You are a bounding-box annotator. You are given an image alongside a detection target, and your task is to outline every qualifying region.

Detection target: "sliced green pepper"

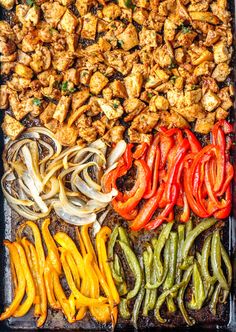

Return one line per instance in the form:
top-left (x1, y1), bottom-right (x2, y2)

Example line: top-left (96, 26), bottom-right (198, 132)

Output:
top-left (187, 262), bottom-right (205, 310)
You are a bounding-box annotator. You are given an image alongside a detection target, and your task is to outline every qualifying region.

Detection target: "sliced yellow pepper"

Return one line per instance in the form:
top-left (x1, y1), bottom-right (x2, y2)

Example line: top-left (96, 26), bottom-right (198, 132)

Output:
top-left (42, 218), bottom-right (61, 275)
top-left (96, 227), bottom-right (120, 305)
top-left (65, 251), bottom-right (80, 289)
top-left (27, 240), bottom-right (47, 327)
top-left (76, 228), bottom-right (87, 257)
top-left (68, 294), bottom-right (76, 318)
top-left (54, 232), bottom-right (84, 279)
top-left (81, 224), bottom-right (97, 263)
top-left (60, 248), bottom-right (107, 306)
top-left (44, 257), bottom-right (60, 310)
top-left (13, 242), bottom-right (36, 317)
top-left (0, 241), bottom-right (26, 320)
top-left (52, 268), bottom-right (75, 323)
top-left (21, 238), bottom-right (41, 317)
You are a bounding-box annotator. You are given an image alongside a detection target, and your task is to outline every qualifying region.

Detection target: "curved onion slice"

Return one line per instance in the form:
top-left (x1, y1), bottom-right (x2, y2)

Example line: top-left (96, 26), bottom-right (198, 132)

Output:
top-left (107, 140), bottom-right (126, 168)
top-left (54, 203), bottom-right (96, 225)
top-left (22, 145), bottom-right (43, 192)
top-left (83, 166), bottom-right (101, 191)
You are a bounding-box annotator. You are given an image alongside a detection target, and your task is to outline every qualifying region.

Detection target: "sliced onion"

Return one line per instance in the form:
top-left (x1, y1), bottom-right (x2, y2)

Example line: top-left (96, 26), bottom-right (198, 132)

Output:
top-left (41, 177), bottom-right (59, 200)
top-left (83, 166), bottom-right (101, 191)
top-left (107, 140), bottom-right (126, 168)
top-left (54, 203), bottom-right (96, 226)
top-left (22, 145), bottom-right (43, 193)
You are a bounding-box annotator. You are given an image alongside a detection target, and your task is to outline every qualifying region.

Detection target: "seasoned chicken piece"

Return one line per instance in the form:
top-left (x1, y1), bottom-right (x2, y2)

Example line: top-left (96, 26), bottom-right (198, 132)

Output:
top-left (92, 119), bottom-right (106, 136)
top-left (17, 50), bottom-right (31, 66)
top-left (139, 28), bottom-right (157, 48)
top-left (212, 63), bottom-right (231, 82)
top-left (202, 76), bottom-right (219, 94)
top-left (128, 128), bottom-right (152, 144)
top-left (15, 4), bottom-right (28, 24)
top-left (1, 62), bottom-right (15, 75)
top-left (81, 13), bottom-right (97, 40)
top-left (0, 85), bottom-right (9, 109)
top-left (67, 105), bottom-right (90, 127)
top-left (90, 71), bottom-right (109, 95)
top-left (195, 112), bottom-right (215, 134)
top-left (124, 98), bottom-right (146, 122)
top-left (24, 6), bottom-right (40, 26)
top-left (154, 95), bottom-right (169, 111)
top-left (133, 8), bottom-right (149, 25)
top-left (52, 51), bottom-right (74, 71)
top-left (30, 46), bottom-right (51, 73)
top-left (102, 87), bottom-right (113, 100)
top-left (213, 41), bottom-right (230, 64)
top-left (184, 89), bottom-right (202, 106)
top-left (2, 114), bottom-right (25, 140)
top-left (110, 80), bottom-right (127, 99)
top-left (55, 124), bottom-right (78, 146)
top-left (0, 36), bottom-right (16, 56)
top-left (98, 37), bottom-right (111, 52)
top-left (188, 0), bottom-right (210, 12)
top-left (201, 90), bottom-right (221, 112)
top-left (59, 10), bottom-right (78, 34)
top-left (131, 111), bottom-right (159, 134)
top-left (0, 0), bottom-right (14, 10)
top-left (0, 21), bottom-right (15, 40)
top-left (193, 61), bottom-right (215, 76)
top-left (103, 125), bottom-right (125, 143)
top-left (159, 110), bottom-right (189, 129)
top-left (164, 18), bottom-right (177, 41)
top-left (37, 69), bottom-right (61, 87)
top-left (167, 89), bottom-right (185, 108)
top-left (9, 93), bottom-right (28, 120)
top-left (22, 30), bottom-right (41, 52)
top-left (7, 75), bottom-right (31, 91)
top-left (189, 11), bottom-right (219, 24)
top-left (216, 107), bottom-right (228, 120)
top-left (104, 50), bottom-right (138, 75)
top-left (97, 98), bottom-right (123, 120)
top-left (63, 69), bottom-right (80, 86)
top-left (102, 3), bottom-right (121, 20)
top-left (76, 114), bottom-right (97, 142)
top-left (174, 104), bottom-right (205, 122)
top-left (0, 52), bottom-right (17, 62)
top-left (71, 89), bottom-right (90, 112)
top-left (125, 73), bottom-right (143, 98)
top-left (41, 2), bottom-right (66, 27)
top-left (175, 30), bottom-right (197, 48)
top-left (175, 47), bottom-right (185, 64)
top-left (190, 50), bottom-right (213, 66)
top-left (117, 24), bottom-right (139, 51)
top-left (53, 96), bottom-right (71, 123)
top-left (40, 102), bottom-right (56, 124)
top-left (75, 0), bottom-right (93, 16)
top-left (218, 87), bottom-right (233, 111)
top-left (211, 2), bottom-right (230, 24)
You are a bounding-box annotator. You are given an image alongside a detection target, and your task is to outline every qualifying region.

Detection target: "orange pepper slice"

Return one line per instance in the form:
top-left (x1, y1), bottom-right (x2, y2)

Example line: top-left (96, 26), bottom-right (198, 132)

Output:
top-left (44, 257), bottom-right (60, 310)
top-left (0, 241), bottom-right (26, 320)
top-left (65, 251), bottom-right (80, 289)
top-left (76, 228), bottom-right (87, 257)
top-left (81, 224), bottom-right (97, 263)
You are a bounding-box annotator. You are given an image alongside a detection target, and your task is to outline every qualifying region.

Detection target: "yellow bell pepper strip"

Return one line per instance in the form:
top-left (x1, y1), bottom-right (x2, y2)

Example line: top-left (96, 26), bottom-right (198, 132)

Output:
top-left (25, 221), bottom-right (45, 276)
top-left (42, 218), bottom-right (61, 275)
top-left (60, 248), bottom-right (107, 306)
top-left (54, 232), bottom-right (84, 279)
top-left (21, 238), bottom-right (41, 317)
top-left (84, 253), bottom-right (111, 324)
top-left (96, 227), bottom-right (120, 305)
top-left (27, 240), bottom-right (47, 327)
top-left (65, 251), bottom-right (80, 289)
top-left (13, 242), bottom-right (36, 317)
top-left (0, 241), bottom-right (26, 320)
top-left (52, 267), bottom-right (75, 323)
top-left (44, 257), bottom-right (61, 310)
top-left (9, 248), bottom-right (18, 292)
top-left (81, 224), bottom-right (97, 263)
top-left (76, 228), bottom-right (87, 257)
top-left (68, 294), bottom-right (76, 318)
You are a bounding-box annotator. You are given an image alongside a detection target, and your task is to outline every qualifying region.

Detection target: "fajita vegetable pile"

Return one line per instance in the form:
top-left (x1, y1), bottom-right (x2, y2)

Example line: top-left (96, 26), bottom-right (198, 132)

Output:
top-left (0, 0), bottom-right (234, 329)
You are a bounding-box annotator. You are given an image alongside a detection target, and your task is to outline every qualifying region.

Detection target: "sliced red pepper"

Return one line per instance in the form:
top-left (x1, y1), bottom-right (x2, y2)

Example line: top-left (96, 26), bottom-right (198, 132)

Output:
top-left (112, 160), bottom-right (149, 214)
top-left (112, 200), bottom-right (138, 220)
top-left (130, 183), bottom-right (165, 231)
top-left (180, 193), bottom-right (190, 222)
top-left (159, 127), bottom-right (184, 144)
top-left (217, 162), bottom-right (234, 197)
top-left (145, 184), bottom-right (178, 230)
top-left (213, 185), bottom-right (232, 219)
top-left (184, 129), bottom-right (202, 153)
top-left (133, 142), bottom-right (148, 160)
top-left (144, 146), bottom-right (160, 199)
top-left (159, 134), bottom-right (174, 169)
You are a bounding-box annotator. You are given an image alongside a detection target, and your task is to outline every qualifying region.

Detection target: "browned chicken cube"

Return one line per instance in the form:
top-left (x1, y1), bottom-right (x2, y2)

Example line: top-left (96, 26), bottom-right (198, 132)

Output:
top-left (117, 24), bottom-right (139, 51)
top-left (195, 112), bottom-right (215, 134)
top-left (40, 102), bottom-right (56, 124)
top-left (55, 125), bottom-right (78, 146)
top-left (201, 90), bottom-right (221, 112)
top-left (53, 96), bottom-right (71, 123)
top-left (59, 10), bottom-right (78, 34)
top-left (2, 114), bottom-right (25, 140)
top-left (90, 72), bottom-right (109, 95)
top-left (41, 2), bottom-right (66, 27)
top-left (81, 13), bottom-right (98, 40)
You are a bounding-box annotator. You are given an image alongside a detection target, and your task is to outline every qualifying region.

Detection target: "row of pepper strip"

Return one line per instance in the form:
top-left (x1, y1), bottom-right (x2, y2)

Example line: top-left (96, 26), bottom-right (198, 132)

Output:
top-left (103, 120), bottom-right (234, 231)
top-left (0, 219), bottom-right (120, 328)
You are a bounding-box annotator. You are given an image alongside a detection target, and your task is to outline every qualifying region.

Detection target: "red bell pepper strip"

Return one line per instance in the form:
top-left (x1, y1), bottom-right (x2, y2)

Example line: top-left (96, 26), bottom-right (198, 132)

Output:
top-left (133, 143), bottom-right (148, 160)
top-left (159, 135), bottom-right (174, 169)
top-left (180, 193), bottom-right (190, 222)
top-left (159, 127), bottom-right (183, 144)
top-left (212, 120), bottom-right (233, 143)
top-left (112, 160), bottom-right (149, 214)
top-left (144, 146), bottom-right (160, 199)
top-left (217, 162), bottom-right (234, 197)
top-left (213, 185), bottom-right (232, 219)
top-left (145, 184), bottom-right (178, 230)
top-left (112, 199), bottom-right (138, 220)
top-left (184, 129), bottom-right (202, 153)
top-left (130, 183), bottom-right (165, 231)
top-left (144, 134), bottom-right (159, 196)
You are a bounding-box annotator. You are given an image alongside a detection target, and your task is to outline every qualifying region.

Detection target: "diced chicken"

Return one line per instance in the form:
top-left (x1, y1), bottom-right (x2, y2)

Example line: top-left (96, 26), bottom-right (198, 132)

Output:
top-left (64, 69), bottom-right (80, 86)
top-left (134, 0), bottom-right (149, 9)
top-left (212, 63), bottom-right (231, 82)
top-left (0, 85), bottom-right (9, 109)
top-left (7, 75), bottom-right (31, 92)
top-left (75, 0), bottom-right (92, 16)
top-left (17, 50), bottom-right (31, 66)
top-left (76, 114), bottom-right (97, 142)
top-left (67, 105), bottom-right (90, 127)
top-left (0, 36), bottom-right (16, 56)
top-left (164, 19), bottom-right (177, 41)
top-left (14, 63), bottom-right (33, 79)
top-left (184, 89), bottom-right (202, 106)
top-left (193, 61), bottom-right (215, 76)
top-left (175, 30), bottom-right (197, 48)
top-left (201, 90), bottom-right (221, 112)
top-left (205, 30), bottom-right (220, 46)
top-left (97, 98), bottom-right (123, 120)
top-left (128, 128), bottom-right (152, 144)
top-left (139, 28), bottom-right (157, 48)
top-left (92, 119), bottom-right (106, 136)
top-left (124, 98), bottom-right (146, 122)
top-left (2, 114), bottom-right (25, 140)
top-left (81, 13), bottom-right (98, 40)
top-left (102, 87), bottom-right (113, 100)
top-left (44, 119), bottom-right (59, 133)
top-left (55, 124), bottom-right (78, 146)
top-left (102, 3), bottom-right (121, 20)
top-left (117, 24), bottom-right (139, 51)
top-left (71, 89), bottom-right (90, 112)
top-left (213, 41), bottom-right (230, 64)
top-left (52, 51), bottom-right (74, 71)
top-left (41, 2), bottom-right (66, 27)
top-left (103, 125), bottom-right (125, 143)
top-left (133, 8), bottom-right (149, 25)
top-left (104, 50), bottom-right (138, 75)
top-left (159, 110), bottom-right (189, 129)
top-left (195, 112), bottom-right (215, 134)
top-left (30, 46), bottom-right (51, 73)
top-left (40, 102), bottom-right (56, 124)
top-left (0, 0), bottom-right (14, 10)
top-left (189, 12), bottom-right (220, 25)
top-left (1, 62), bottom-right (15, 75)
top-left (21, 30), bottom-right (41, 53)
top-left (215, 107), bottom-right (228, 120)
top-left (218, 87), bottom-right (233, 111)
top-left (174, 104), bottom-right (205, 122)
top-left (124, 73), bottom-right (143, 98)
top-left (154, 95), bottom-right (169, 111)
top-left (24, 6), bottom-right (40, 26)
top-left (9, 93), bottom-right (30, 120)
top-left (131, 111), bottom-right (159, 133)
top-left (90, 71), bottom-right (109, 95)
top-left (53, 96), bottom-right (71, 123)
top-left (59, 10), bottom-right (78, 34)
top-left (110, 80), bottom-right (127, 99)
top-left (167, 89), bottom-right (185, 108)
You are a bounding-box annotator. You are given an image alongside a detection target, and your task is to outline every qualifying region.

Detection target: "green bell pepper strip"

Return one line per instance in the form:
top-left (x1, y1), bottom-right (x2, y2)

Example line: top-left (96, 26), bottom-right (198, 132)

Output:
top-left (142, 248), bottom-right (152, 316)
top-left (118, 241), bottom-right (142, 300)
top-left (211, 231), bottom-right (229, 291)
top-left (187, 262), bottom-right (205, 310)
top-left (202, 235), bottom-right (217, 285)
top-left (118, 227), bottom-right (130, 246)
top-left (210, 283), bottom-right (221, 316)
top-left (219, 242), bottom-right (232, 303)
top-left (186, 218), bottom-right (193, 236)
top-left (119, 298), bottom-right (130, 319)
top-left (131, 279), bottom-right (145, 329)
top-left (108, 226), bottom-right (123, 283)
top-left (175, 225), bottom-right (185, 285)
